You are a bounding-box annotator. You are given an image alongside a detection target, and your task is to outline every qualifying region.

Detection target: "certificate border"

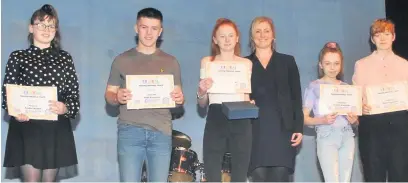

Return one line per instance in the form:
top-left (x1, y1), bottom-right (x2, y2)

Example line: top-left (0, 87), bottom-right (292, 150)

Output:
top-left (126, 75), bottom-right (176, 109)
top-left (319, 84), bottom-right (363, 116)
top-left (365, 81), bottom-right (408, 115)
top-left (6, 84), bottom-right (58, 120)
top-left (205, 61), bottom-right (251, 94)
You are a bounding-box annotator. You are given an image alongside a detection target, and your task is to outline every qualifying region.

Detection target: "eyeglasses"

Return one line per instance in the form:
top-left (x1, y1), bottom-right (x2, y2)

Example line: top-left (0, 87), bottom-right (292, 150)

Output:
top-left (34, 23), bottom-right (57, 31)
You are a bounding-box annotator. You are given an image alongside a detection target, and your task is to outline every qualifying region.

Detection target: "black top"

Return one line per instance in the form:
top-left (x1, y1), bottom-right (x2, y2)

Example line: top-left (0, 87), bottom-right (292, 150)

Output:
top-left (247, 51), bottom-right (303, 133)
top-left (250, 52), bottom-right (279, 109)
top-left (1, 45), bottom-right (80, 119)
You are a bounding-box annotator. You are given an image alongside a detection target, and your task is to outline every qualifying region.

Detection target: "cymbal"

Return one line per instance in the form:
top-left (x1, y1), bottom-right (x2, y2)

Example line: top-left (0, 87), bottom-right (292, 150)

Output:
top-left (172, 130), bottom-right (192, 149)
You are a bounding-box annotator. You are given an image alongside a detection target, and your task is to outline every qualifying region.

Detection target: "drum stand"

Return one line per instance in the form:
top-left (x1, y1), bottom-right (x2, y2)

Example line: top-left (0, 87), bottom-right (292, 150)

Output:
top-left (197, 163), bottom-right (207, 182)
top-left (221, 152), bottom-right (231, 182)
top-left (195, 152), bottom-right (231, 182)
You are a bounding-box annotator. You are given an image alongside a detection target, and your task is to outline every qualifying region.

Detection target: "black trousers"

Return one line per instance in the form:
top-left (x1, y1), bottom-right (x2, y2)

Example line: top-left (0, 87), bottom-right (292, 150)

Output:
top-left (358, 111), bottom-right (408, 182)
top-left (203, 104), bottom-right (252, 182)
top-left (250, 166), bottom-right (290, 182)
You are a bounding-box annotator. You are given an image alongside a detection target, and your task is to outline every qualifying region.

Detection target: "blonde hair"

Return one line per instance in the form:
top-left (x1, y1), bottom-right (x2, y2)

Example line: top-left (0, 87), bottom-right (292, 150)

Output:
top-left (249, 16), bottom-right (276, 52)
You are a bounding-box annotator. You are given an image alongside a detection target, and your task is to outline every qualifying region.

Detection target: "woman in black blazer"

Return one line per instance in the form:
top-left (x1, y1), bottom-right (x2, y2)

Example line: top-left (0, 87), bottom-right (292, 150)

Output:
top-left (246, 16), bottom-right (304, 182)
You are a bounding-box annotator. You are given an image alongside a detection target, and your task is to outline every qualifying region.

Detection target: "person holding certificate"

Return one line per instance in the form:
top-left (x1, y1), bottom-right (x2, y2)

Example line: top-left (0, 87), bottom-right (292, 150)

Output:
top-left (197, 18), bottom-right (252, 182)
top-left (104, 8), bottom-right (184, 182)
top-left (245, 16), bottom-right (303, 182)
top-left (303, 42), bottom-right (358, 182)
top-left (1, 4), bottom-right (80, 182)
top-left (352, 19), bottom-right (408, 182)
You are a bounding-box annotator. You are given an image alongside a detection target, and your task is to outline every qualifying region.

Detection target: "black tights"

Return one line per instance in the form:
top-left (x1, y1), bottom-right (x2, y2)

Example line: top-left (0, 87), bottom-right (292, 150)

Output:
top-left (251, 166), bottom-right (290, 182)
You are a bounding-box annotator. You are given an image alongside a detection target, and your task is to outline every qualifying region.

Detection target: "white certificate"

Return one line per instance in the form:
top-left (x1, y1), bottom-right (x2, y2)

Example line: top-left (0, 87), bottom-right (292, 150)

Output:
top-left (319, 84), bottom-right (363, 115)
top-left (126, 75), bottom-right (175, 109)
top-left (365, 81), bottom-right (408, 115)
top-left (6, 84), bottom-right (58, 120)
top-left (204, 61), bottom-right (251, 93)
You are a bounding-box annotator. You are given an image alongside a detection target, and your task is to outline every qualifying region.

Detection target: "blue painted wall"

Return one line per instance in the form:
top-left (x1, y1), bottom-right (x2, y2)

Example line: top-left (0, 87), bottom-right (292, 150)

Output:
top-left (1, 0), bottom-right (385, 181)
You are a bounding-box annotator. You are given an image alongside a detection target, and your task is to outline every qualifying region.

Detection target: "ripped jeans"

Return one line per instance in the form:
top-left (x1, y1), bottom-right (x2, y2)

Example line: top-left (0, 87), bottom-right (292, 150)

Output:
top-left (316, 126), bottom-right (355, 182)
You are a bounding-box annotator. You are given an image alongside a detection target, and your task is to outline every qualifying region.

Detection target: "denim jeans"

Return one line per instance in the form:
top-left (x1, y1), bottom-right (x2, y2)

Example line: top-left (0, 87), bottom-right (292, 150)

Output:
top-left (117, 123), bottom-right (172, 182)
top-left (316, 126), bottom-right (355, 182)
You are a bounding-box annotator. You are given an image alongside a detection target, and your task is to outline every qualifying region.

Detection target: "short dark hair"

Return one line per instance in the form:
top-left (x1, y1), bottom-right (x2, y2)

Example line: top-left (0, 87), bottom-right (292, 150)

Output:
top-left (137, 8), bottom-right (163, 23)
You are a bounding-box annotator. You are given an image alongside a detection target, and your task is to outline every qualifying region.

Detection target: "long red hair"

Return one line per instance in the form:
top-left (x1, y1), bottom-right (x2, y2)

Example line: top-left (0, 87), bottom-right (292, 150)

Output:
top-left (210, 18), bottom-right (241, 61)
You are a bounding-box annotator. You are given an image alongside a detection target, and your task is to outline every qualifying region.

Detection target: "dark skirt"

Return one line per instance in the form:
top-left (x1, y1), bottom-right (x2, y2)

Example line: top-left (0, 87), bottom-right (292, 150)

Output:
top-left (3, 116), bottom-right (78, 180)
top-left (249, 105), bottom-right (297, 173)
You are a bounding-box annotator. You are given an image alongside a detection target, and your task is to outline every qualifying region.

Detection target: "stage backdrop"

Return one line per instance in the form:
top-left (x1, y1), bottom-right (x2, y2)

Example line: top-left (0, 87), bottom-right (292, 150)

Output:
top-left (1, 0), bottom-right (385, 181)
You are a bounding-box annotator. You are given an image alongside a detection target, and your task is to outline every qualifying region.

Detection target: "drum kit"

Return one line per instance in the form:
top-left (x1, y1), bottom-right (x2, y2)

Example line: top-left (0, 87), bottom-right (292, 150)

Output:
top-left (140, 130), bottom-right (232, 182)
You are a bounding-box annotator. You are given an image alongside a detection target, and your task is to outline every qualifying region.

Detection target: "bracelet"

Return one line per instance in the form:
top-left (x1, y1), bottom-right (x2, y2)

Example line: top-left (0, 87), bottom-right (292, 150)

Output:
top-left (197, 91), bottom-right (206, 99)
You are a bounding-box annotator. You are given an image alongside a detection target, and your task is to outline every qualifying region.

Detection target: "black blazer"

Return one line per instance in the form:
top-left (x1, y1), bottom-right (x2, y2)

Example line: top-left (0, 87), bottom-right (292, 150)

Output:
top-left (247, 51), bottom-right (304, 133)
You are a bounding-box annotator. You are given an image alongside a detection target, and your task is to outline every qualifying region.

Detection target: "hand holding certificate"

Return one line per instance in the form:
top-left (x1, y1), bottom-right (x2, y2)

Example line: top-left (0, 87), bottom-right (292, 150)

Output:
top-left (319, 84), bottom-right (363, 115)
top-left (365, 81), bottom-right (408, 115)
top-left (204, 61), bottom-right (251, 93)
top-left (126, 75), bottom-right (176, 109)
top-left (6, 84), bottom-right (58, 120)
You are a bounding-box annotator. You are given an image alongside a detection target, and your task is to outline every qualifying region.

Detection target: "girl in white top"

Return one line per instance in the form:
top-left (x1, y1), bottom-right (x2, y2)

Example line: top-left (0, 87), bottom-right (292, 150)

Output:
top-left (196, 18), bottom-right (252, 182)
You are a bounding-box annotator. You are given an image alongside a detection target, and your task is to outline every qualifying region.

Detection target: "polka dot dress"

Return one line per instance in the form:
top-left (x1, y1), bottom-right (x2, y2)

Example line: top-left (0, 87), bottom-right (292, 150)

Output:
top-left (2, 45), bottom-right (80, 119)
top-left (2, 45), bottom-right (79, 175)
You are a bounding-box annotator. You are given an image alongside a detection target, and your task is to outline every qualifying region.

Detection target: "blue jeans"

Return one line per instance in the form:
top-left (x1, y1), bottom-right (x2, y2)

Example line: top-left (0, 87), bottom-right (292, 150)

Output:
top-left (316, 126), bottom-right (355, 182)
top-left (117, 123), bottom-right (171, 182)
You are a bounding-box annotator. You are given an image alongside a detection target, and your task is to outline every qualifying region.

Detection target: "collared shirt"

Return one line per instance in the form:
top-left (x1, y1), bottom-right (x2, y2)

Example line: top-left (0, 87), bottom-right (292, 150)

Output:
top-left (352, 51), bottom-right (408, 103)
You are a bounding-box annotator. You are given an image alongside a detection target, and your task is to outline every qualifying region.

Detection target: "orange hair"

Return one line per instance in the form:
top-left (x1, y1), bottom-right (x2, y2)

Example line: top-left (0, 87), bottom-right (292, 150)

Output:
top-left (210, 18), bottom-right (241, 61)
top-left (370, 18), bottom-right (395, 36)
